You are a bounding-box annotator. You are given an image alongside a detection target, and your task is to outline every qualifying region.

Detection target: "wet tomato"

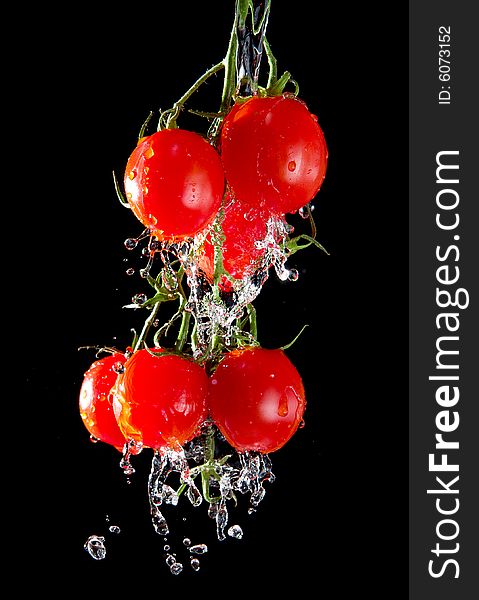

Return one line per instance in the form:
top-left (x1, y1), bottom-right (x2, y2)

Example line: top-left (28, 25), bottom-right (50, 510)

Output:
top-left (220, 95), bottom-right (328, 214)
top-left (124, 129), bottom-right (225, 240)
top-left (198, 195), bottom-right (282, 287)
top-left (112, 348), bottom-right (208, 449)
top-left (79, 353), bottom-right (127, 451)
top-left (208, 347), bottom-right (306, 453)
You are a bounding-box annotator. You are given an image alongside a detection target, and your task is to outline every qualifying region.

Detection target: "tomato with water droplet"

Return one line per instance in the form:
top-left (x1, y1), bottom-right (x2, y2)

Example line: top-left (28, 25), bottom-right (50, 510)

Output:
top-left (79, 353), bottom-right (127, 451)
top-left (208, 347), bottom-right (306, 453)
top-left (124, 129), bottom-right (225, 240)
top-left (112, 348), bottom-right (208, 449)
top-left (197, 195), bottom-right (284, 289)
top-left (220, 94), bottom-right (328, 214)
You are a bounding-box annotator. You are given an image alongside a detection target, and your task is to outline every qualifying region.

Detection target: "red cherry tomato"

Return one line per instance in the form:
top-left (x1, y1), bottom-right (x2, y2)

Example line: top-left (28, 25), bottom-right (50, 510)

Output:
top-left (79, 354), bottom-right (127, 451)
top-left (112, 348), bottom-right (208, 449)
top-left (220, 95), bottom-right (328, 214)
top-left (198, 195), bottom-right (281, 287)
top-left (124, 129), bottom-right (225, 240)
top-left (208, 347), bottom-right (306, 453)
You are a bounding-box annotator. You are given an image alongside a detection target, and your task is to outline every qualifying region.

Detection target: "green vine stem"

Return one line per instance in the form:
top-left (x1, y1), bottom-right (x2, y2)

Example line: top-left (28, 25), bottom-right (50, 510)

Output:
top-left (246, 303), bottom-right (258, 340)
top-left (157, 0), bottom-right (280, 136)
top-left (160, 61), bottom-right (225, 130)
top-left (133, 299), bottom-right (163, 353)
top-left (174, 300), bottom-right (191, 353)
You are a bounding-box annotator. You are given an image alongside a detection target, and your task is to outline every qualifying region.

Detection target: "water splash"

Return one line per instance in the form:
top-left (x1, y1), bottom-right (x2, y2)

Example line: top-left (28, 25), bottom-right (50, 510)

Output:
top-left (84, 535), bottom-right (106, 560)
top-left (165, 214), bottom-right (292, 359)
top-left (148, 448), bottom-right (203, 536)
top-left (227, 524), bottom-right (243, 539)
top-left (108, 525), bottom-right (121, 534)
top-left (170, 562), bottom-right (183, 575)
top-left (120, 439), bottom-right (143, 476)
top-left (191, 558), bottom-right (201, 571)
top-left (189, 543), bottom-right (208, 555)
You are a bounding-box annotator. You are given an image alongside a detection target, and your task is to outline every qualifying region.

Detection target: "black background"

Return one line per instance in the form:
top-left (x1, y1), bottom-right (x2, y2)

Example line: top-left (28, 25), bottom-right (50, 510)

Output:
top-left (18, 1), bottom-right (407, 594)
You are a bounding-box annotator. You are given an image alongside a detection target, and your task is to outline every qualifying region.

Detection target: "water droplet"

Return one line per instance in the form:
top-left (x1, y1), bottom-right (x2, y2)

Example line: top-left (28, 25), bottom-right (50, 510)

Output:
top-left (84, 535), bottom-right (106, 560)
top-left (109, 525), bottom-right (121, 534)
top-left (126, 267), bottom-right (135, 276)
top-left (183, 538), bottom-right (191, 547)
top-left (128, 169), bottom-right (137, 181)
top-left (288, 160), bottom-right (296, 172)
top-left (285, 223), bottom-right (295, 234)
top-left (120, 439), bottom-right (143, 476)
top-left (189, 543), bottom-right (208, 555)
top-left (227, 525), bottom-right (243, 539)
top-left (170, 562), bottom-right (183, 575)
top-left (113, 361), bottom-right (125, 374)
top-left (208, 503), bottom-right (218, 519)
top-left (298, 205), bottom-right (310, 219)
top-left (243, 208), bottom-right (256, 222)
top-left (124, 238), bottom-right (138, 250)
top-left (132, 293), bottom-right (147, 305)
top-left (190, 558), bottom-right (200, 571)
top-left (287, 268), bottom-right (299, 282)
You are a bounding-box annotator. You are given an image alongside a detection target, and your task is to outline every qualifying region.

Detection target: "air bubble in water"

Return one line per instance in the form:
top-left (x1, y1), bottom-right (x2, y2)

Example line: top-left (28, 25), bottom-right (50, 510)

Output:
top-left (183, 538), bottom-right (191, 547)
top-left (227, 525), bottom-right (243, 539)
top-left (109, 525), bottom-right (121, 534)
top-left (189, 543), bottom-right (208, 555)
top-left (288, 160), bottom-right (296, 172)
top-left (126, 268), bottom-right (135, 276)
top-left (164, 544), bottom-right (170, 552)
top-left (170, 562), bottom-right (183, 575)
top-left (191, 558), bottom-right (200, 571)
top-left (84, 535), bottom-right (106, 560)
top-left (89, 435), bottom-right (99, 444)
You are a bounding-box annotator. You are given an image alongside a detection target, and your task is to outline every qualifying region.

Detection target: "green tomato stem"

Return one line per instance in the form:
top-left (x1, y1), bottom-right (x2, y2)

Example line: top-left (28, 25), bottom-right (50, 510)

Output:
top-left (220, 9), bottom-right (239, 112)
top-left (246, 303), bottom-right (258, 340)
top-left (263, 37), bottom-right (277, 88)
top-left (161, 61), bottom-right (225, 130)
top-left (175, 300), bottom-right (191, 353)
top-left (133, 300), bottom-right (162, 353)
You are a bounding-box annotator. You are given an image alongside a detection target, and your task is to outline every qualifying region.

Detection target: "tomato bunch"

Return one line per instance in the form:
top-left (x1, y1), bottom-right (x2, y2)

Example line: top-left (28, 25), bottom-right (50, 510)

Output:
top-left (80, 345), bottom-right (306, 454)
top-left (79, 2), bottom-right (329, 552)
top-left (80, 91), bottom-right (326, 455)
top-left (123, 94), bottom-right (327, 284)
